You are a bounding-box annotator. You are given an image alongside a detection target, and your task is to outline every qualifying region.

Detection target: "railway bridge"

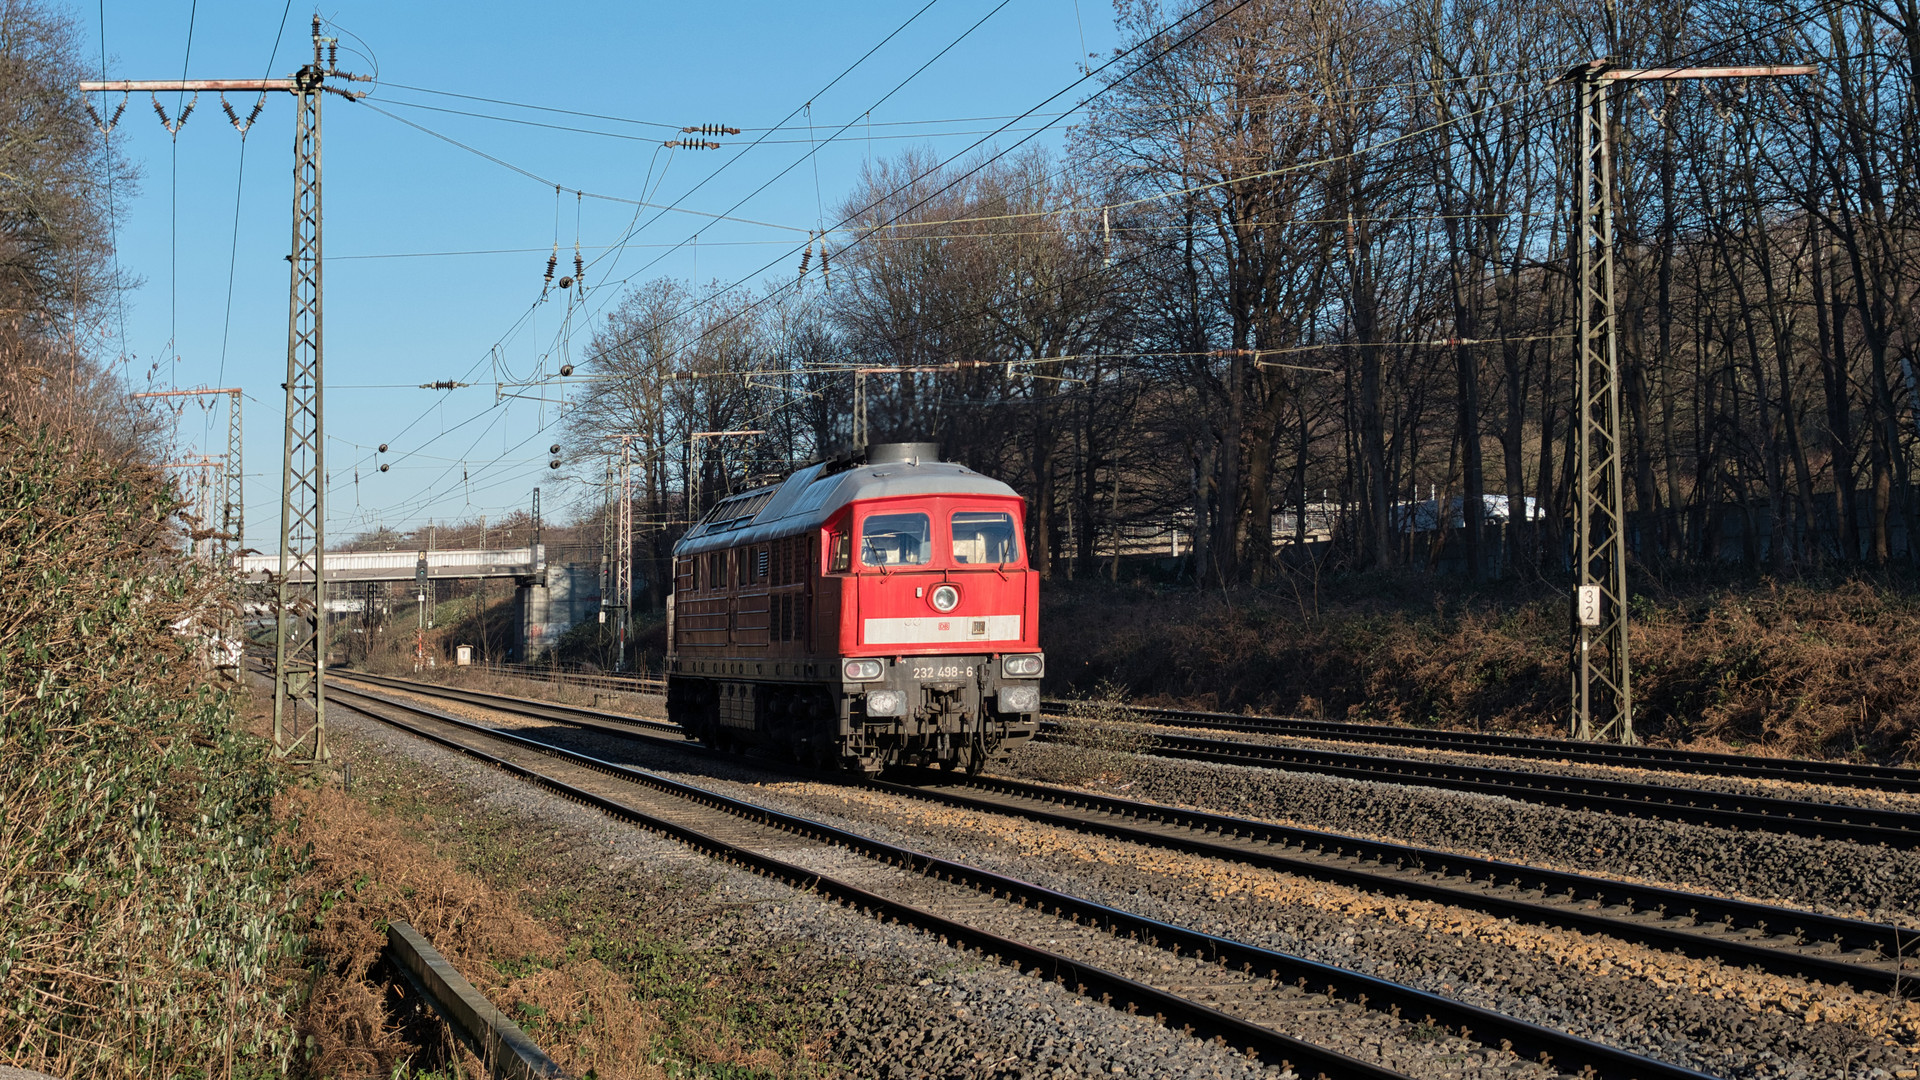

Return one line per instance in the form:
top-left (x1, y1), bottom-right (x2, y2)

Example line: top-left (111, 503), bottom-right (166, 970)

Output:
top-left (238, 546), bottom-right (598, 660)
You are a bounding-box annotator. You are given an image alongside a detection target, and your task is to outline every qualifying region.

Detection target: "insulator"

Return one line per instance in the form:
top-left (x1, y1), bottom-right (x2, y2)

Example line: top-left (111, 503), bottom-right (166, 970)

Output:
top-left (328, 40), bottom-right (338, 68)
top-left (151, 97), bottom-right (167, 123)
top-left (549, 459), bottom-right (562, 470)
top-left (177, 100), bottom-right (195, 126)
top-left (682, 124), bottom-right (742, 136)
top-left (378, 443), bottom-right (388, 453)
top-left (819, 242), bottom-right (830, 289)
top-left (797, 242), bottom-right (812, 279)
top-left (573, 251), bottom-right (584, 282)
top-left (222, 97), bottom-right (240, 125)
top-left (549, 444), bottom-right (562, 454)
top-left (84, 98), bottom-right (102, 127)
top-left (379, 463), bottom-right (390, 472)
top-left (559, 363), bottom-right (574, 376)
top-left (544, 251), bottom-right (557, 284)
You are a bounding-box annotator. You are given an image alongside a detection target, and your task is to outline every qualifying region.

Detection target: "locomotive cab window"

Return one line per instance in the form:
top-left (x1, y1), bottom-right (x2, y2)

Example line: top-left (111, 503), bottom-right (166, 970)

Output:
top-left (860, 512), bottom-right (931, 566)
top-left (952, 511), bottom-right (1020, 565)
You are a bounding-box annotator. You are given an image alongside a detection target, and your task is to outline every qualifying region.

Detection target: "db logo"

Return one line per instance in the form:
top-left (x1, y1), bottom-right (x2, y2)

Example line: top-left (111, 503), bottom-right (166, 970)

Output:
top-left (937, 621), bottom-right (951, 631)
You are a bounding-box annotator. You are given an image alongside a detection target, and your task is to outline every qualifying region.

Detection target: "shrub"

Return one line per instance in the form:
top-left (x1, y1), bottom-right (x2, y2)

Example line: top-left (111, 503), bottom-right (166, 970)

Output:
top-left (0, 426), bottom-right (300, 1078)
top-left (1041, 573), bottom-right (1920, 762)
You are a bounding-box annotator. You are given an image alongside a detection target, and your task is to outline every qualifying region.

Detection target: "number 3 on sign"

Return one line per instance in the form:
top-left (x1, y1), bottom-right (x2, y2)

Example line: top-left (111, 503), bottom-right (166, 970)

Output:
top-left (1577, 585), bottom-right (1603, 627)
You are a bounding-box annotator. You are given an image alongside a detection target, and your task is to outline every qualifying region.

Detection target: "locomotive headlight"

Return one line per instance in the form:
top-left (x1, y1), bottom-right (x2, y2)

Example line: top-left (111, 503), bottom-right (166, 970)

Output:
top-left (929, 583), bottom-right (960, 613)
top-left (1002, 654), bottom-right (1044, 678)
top-left (843, 658), bottom-right (884, 682)
top-left (998, 686), bottom-right (1040, 714)
top-left (865, 689), bottom-right (907, 717)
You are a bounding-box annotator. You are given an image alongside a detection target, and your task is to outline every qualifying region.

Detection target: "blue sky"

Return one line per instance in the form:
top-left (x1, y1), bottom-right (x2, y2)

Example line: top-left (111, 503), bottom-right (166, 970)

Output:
top-left (86, 0), bottom-right (1117, 551)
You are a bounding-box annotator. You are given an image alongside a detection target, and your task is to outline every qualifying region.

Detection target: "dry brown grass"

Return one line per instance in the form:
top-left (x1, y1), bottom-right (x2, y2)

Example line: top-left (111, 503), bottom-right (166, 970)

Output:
top-left (284, 783), bottom-right (665, 1080)
top-left (1043, 574), bottom-right (1920, 762)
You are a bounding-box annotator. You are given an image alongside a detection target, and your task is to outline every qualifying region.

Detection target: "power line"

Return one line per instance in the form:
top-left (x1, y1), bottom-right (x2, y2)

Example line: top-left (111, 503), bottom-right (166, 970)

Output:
top-left (344, 0), bottom-right (959, 498)
top-left (370, 94), bottom-right (1068, 145)
top-left (215, 0), bottom-right (295, 397)
top-left (168, 0), bottom-right (199, 380)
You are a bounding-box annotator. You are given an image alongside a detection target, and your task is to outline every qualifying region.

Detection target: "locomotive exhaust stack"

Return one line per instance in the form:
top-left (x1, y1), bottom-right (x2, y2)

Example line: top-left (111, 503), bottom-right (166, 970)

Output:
top-left (665, 441), bottom-right (1043, 773)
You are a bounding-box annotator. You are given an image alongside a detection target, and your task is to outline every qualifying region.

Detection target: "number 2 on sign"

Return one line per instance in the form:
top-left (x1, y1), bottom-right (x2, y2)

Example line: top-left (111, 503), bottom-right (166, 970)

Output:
top-left (1577, 585), bottom-right (1602, 627)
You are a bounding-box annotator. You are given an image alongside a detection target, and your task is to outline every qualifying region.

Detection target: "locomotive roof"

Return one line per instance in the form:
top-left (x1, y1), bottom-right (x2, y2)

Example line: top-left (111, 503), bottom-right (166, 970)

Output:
top-left (674, 458), bottom-right (1018, 557)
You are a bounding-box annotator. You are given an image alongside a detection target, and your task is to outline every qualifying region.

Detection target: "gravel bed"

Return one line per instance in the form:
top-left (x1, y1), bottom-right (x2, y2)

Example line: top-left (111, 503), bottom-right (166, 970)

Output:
top-left (323, 698), bottom-right (1292, 1079)
top-left (1112, 721), bottom-right (1920, 815)
top-left (659, 768), bottom-right (1920, 1080)
top-left (341, 686), bottom-right (1920, 1080)
top-left (368, 675), bottom-right (1919, 928)
top-left (1000, 744), bottom-right (1920, 930)
top-left (789, 846), bottom-right (1549, 1080)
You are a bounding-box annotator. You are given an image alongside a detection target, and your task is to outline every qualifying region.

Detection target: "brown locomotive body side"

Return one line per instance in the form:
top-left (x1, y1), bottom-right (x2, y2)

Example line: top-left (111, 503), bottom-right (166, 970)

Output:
top-left (666, 444), bottom-right (1043, 772)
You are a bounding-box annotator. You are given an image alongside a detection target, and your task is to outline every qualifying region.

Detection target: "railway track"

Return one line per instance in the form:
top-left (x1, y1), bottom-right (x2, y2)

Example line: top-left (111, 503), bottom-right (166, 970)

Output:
top-left (455, 659), bottom-right (1920, 799)
top-left (1080, 728), bottom-right (1920, 849)
top-left (324, 678), bottom-right (1720, 1080)
top-left (417, 666), bottom-right (1920, 849)
top-left (1044, 700), bottom-right (1920, 794)
top-left (331, 670), bottom-right (1918, 998)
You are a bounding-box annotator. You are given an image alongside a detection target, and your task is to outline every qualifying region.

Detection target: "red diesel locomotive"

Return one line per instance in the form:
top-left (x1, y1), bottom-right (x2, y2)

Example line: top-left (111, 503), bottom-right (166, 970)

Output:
top-left (665, 442), bottom-right (1043, 772)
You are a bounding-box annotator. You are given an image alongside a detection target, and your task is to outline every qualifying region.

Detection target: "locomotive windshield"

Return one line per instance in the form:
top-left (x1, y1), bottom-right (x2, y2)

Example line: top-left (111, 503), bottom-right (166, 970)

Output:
top-left (861, 512), bottom-right (932, 566)
top-left (952, 511), bottom-right (1021, 564)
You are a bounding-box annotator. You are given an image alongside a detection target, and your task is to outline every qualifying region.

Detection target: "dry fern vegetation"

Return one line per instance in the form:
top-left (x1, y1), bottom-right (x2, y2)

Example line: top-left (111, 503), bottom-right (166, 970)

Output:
top-left (1043, 574), bottom-right (1920, 763)
top-left (290, 724), bottom-right (857, 1080)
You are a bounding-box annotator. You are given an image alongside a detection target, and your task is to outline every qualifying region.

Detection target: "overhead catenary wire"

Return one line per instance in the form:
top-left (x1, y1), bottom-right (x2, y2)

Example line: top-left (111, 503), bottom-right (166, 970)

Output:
top-left (343, 0), bottom-right (979, 510)
top-left (341, 0), bottom-right (1827, 526)
top-left (215, 0), bottom-right (296, 394)
top-left (374, 0), bottom-right (1454, 468)
top-left (561, 0), bottom-right (1448, 385)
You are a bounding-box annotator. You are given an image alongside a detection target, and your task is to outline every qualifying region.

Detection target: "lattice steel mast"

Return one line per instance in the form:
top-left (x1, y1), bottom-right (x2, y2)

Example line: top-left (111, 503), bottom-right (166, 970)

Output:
top-left (129, 387), bottom-right (243, 561)
top-left (1563, 60), bottom-right (1811, 744)
top-left (84, 18), bottom-right (367, 763)
top-left (616, 441), bottom-right (633, 672)
top-left (223, 389), bottom-right (243, 562)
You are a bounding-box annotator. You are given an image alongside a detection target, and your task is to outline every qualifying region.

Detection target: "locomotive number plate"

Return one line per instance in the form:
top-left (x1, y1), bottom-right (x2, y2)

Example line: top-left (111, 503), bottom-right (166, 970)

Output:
top-left (912, 663), bottom-right (970, 680)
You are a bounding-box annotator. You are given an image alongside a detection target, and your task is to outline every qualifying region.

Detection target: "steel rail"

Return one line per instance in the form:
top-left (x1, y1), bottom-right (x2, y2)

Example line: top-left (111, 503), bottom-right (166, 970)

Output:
top-left (446, 660), bottom-right (1920, 796)
top-left (1047, 700), bottom-right (1920, 793)
top-left (327, 670), bottom-right (1916, 998)
top-left (327, 682), bottom-right (1718, 1080)
top-left (1067, 727), bottom-right (1920, 849)
top-left (470, 661), bottom-right (666, 695)
top-left (325, 684), bottom-right (1405, 1080)
top-left (341, 670), bottom-right (681, 736)
top-left (876, 771), bottom-right (1916, 996)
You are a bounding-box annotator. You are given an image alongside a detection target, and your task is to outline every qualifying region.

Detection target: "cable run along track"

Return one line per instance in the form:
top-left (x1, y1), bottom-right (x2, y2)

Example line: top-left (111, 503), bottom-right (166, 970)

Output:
top-left (335, 670), bottom-right (1918, 999)
top-left (324, 676), bottom-right (1726, 1080)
